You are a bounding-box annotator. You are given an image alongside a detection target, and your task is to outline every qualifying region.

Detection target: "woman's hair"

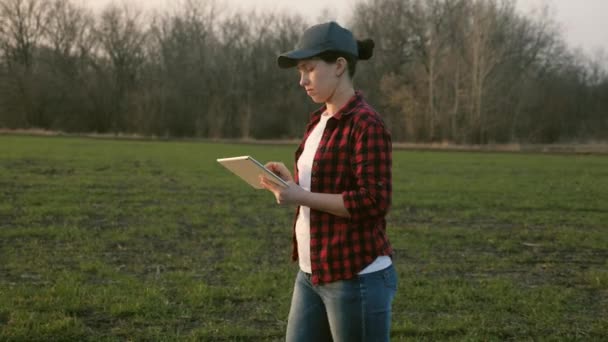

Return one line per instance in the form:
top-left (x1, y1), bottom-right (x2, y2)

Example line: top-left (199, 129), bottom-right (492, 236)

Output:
top-left (316, 39), bottom-right (375, 78)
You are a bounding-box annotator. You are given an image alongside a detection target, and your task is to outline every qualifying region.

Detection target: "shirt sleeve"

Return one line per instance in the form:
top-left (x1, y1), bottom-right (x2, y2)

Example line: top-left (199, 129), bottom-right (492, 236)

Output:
top-left (342, 119), bottom-right (392, 221)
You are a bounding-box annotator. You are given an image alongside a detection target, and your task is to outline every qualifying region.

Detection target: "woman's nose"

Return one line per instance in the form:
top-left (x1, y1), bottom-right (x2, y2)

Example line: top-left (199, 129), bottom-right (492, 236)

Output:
top-left (299, 73), bottom-right (309, 87)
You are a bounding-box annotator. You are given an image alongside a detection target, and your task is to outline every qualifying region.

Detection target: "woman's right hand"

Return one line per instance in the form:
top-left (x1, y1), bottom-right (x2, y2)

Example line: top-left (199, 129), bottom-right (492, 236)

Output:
top-left (265, 162), bottom-right (293, 182)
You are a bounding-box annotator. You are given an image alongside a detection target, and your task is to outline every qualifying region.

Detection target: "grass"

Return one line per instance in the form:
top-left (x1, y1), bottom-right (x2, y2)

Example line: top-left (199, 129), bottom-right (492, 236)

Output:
top-left (0, 135), bottom-right (607, 341)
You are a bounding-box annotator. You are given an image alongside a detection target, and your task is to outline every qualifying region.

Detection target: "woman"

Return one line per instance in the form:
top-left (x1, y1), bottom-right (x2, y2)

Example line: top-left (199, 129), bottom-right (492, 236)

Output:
top-left (260, 21), bottom-right (397, 342)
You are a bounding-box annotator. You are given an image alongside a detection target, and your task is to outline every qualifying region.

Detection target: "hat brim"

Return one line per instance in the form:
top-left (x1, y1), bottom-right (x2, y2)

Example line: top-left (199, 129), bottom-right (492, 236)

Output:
top-left (277, 48), bottom-right (324, 68)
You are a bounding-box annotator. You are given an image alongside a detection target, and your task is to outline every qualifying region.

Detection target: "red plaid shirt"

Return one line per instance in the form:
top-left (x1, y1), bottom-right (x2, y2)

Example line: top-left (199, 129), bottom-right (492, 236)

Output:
top-left (293, 91), bottom-right (393, 285)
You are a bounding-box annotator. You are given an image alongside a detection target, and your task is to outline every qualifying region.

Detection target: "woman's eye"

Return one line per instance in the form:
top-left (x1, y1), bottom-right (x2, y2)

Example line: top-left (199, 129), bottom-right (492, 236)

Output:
top-left (297, 64), bottom-right (315, 74)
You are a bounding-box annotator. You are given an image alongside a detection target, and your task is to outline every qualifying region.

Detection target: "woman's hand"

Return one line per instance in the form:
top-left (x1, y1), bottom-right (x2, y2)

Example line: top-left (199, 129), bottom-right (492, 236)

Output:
top-left (260, 161), bottom-right (350, 217)
top-left (260, 161), bottom-right (301, 205)
top-left (260, 177), bottom-right (306, 205)
top-left (259, 161), bottom-right (349, 218)
top-left (264, 162), bottom-right (293, 182)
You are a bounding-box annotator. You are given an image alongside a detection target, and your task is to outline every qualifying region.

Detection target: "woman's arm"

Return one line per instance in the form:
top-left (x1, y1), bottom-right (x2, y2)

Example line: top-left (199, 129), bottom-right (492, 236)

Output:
top-left (341, 120), bottom-right (392, 221)
top-left (260, 176), bottom-right (350, 218)
top-left (299, 191), bottom-right (350, 218)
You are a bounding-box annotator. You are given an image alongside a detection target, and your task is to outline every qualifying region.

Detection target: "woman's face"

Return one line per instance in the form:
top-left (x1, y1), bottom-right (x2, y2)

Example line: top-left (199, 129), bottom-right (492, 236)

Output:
top-left (296, 59), bottom-right (340, 104)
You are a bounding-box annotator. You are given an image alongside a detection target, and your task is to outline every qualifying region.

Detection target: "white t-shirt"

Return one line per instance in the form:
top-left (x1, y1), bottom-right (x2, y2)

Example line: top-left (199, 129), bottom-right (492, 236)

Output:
top-left (295, 113), bottom-right (391, 274)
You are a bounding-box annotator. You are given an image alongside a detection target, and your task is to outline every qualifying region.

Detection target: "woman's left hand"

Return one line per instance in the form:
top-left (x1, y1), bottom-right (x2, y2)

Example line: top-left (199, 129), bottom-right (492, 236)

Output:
top-left (260, 176), bottom-right (306, 205)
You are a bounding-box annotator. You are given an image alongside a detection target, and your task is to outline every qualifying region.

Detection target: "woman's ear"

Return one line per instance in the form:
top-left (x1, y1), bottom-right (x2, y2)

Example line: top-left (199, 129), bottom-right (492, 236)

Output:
top-left (336, 57), bottom-right (347, 77)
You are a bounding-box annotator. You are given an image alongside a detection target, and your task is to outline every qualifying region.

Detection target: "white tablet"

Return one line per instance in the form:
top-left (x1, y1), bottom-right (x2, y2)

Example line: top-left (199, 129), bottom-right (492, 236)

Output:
top-left (217, 156), bottom-right (289, 189)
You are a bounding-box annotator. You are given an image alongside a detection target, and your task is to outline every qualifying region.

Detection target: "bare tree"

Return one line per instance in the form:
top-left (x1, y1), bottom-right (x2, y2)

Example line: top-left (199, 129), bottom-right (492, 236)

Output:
top-left (45, 0), bottom-right (94, 64)
top-left (0, 0), bottom-right (49, 127)
top-left (0, 0), bottom-right (48, 68)
top-left (351, 0), bottom-right (420, 141)
top-left (29, 0), bottom-right (97, 131)
top-left (147, 0), bottom-right (219, 137)
top-left (95, 2), bottom-right (147, 133)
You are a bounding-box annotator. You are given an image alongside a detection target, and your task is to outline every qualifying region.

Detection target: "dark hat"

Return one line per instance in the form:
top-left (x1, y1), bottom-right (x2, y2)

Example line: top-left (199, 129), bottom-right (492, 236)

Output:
top-left (277, 21), bottom-right (358, 69)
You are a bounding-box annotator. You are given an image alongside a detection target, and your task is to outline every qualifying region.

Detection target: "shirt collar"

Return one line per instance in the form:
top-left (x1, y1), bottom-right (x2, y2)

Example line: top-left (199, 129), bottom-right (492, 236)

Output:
top-left (309, 90), bottom-right (364, 122)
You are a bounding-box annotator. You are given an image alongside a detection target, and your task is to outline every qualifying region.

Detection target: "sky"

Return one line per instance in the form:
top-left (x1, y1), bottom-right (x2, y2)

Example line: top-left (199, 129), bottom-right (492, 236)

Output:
top-left (83, 0), bottom-right (608, 58)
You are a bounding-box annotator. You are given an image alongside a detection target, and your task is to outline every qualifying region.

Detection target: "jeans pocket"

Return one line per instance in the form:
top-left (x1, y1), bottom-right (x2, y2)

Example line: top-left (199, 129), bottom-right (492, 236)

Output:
top-left (382, 266), bottom-right (398, 291)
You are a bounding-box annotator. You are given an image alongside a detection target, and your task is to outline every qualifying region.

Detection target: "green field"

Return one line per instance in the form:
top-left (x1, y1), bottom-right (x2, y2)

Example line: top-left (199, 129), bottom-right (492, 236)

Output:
top-left (1, 135), bottom-right (607, 341)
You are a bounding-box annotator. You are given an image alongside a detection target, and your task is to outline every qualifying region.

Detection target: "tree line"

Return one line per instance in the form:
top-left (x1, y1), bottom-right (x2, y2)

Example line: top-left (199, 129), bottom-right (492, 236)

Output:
top-left (1, 0), bottom-right (606, 143)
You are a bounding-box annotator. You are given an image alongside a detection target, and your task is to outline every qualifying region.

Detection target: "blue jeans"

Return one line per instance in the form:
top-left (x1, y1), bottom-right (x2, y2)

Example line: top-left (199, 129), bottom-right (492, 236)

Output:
top-left (286, 264), bottom-right (398, 342)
